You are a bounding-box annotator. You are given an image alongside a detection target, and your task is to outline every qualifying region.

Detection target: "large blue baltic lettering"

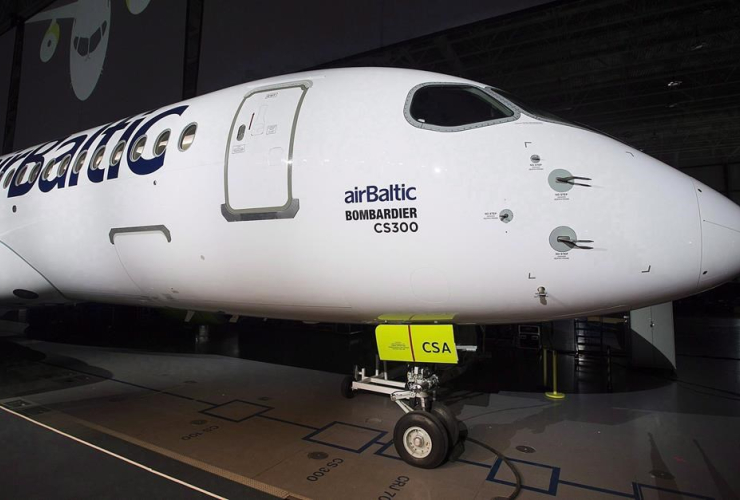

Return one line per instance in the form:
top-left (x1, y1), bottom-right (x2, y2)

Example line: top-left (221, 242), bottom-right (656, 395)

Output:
top-left (1, 104), bottom-right (190, 198)
top-left (127, 106), bottom-right (187, 176)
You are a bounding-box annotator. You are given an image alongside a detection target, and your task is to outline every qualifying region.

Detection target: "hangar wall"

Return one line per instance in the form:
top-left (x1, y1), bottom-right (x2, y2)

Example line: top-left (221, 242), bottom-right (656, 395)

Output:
top-left (0, 28), bottom-right (14, 154)
top-left (13, 0), bottom-right (186, 150)
top-left (197, 0), bottom-right (554, 94)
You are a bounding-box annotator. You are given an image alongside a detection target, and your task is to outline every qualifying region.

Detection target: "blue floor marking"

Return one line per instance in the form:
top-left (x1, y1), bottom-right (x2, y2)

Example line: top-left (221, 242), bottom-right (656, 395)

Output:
top-left (635, 483), bottom-right (714, 500)
top-left (43, 358), bottom-right (717, 500)
top-left (559, 479), bottom-right (635, 498)
top-left (199, 400), bottom-right (272, 423)
top-left (374, 440), bottom-right (402, 461)
top-left (304, 421), bottom-right (388, 453)
top-left (487, 457), bottom-right (560, 496)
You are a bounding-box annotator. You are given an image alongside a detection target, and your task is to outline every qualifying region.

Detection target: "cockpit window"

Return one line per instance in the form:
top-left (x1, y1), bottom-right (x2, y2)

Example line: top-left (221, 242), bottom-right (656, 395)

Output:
top-left (488, 88), bottom-right (571, 125)
top-left (488, 87), bottom-right (628, 144)
top-left (406, 84), bottom-right (516, 131)
top-left (77, 37), bottom-right (89, 57)
top-left (73, 20), bottom-right (107, 57)
top-left (90, 28), bottom-right (102, 53)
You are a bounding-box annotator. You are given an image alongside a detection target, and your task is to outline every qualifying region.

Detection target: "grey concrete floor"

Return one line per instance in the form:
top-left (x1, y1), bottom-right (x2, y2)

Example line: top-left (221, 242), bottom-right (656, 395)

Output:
top-left (0, 318), bottom-right (738, 500)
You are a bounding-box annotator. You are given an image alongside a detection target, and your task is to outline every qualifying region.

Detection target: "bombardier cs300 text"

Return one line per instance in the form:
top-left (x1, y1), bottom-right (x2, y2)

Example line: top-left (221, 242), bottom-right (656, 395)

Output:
top-left (1, 68), bottom-right (739, 468)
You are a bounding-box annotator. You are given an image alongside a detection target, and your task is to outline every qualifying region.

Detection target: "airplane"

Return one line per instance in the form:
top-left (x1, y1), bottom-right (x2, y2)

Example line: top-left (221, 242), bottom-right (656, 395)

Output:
top-left (28, 0), bottom-right (151, 101)
top-left (1, 67), bottom-right (739, 468)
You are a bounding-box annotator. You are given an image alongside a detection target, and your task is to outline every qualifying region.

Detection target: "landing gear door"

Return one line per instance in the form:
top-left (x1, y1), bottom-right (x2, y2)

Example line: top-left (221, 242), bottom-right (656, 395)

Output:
top-left (221, 81), bottom-right (311, 221)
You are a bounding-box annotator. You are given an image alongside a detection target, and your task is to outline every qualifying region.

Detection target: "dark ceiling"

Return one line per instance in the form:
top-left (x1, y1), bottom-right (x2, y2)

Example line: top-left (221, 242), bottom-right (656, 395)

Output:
top-left (0, 0), bottom-right (53, 35)
top-left (321, 0), bottom-right (740, 171)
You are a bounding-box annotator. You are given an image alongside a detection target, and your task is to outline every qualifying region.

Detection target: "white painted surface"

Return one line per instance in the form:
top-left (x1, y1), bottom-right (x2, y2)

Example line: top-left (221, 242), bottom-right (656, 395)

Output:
top-left (0, 68), bottom-right (739, 323)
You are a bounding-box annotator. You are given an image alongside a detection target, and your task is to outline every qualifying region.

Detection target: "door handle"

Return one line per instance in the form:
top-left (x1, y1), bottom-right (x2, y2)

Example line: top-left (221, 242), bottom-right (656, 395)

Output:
top-left (556, 175), bottom-right (591, 187)
top-left (109, 225), bottom-right (171, 244)
top-left (556, 236), bottom-right (594, 249)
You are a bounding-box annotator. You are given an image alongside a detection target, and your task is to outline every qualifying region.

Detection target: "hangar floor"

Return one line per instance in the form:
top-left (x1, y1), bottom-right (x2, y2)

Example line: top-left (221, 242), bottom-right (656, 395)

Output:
top-left (0, 314), bottom-right (738, 500)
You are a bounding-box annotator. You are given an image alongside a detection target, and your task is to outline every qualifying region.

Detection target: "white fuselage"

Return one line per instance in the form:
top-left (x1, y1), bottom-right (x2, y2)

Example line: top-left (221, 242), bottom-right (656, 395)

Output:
top-left (1, 68), bottom-right (739, 324)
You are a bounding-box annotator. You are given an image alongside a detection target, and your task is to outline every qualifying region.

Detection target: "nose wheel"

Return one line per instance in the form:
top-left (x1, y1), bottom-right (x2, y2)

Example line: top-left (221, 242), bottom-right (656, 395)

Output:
top-left (343, 362), bottom-right (460, 468)
top-left (431, 402), bottom-right (460, 448)
top-left (394, 410), bottom-right (450, 468)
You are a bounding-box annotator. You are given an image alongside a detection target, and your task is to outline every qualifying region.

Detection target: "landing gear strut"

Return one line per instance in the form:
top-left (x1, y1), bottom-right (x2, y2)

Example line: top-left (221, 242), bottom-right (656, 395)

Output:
top-left (343, 362), bottom-right (460, 469)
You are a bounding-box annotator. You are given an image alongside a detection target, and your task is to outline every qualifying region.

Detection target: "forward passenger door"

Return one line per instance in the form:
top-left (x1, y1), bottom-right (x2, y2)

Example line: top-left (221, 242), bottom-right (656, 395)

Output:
top-left (221, 81), bottom-right (311, 221)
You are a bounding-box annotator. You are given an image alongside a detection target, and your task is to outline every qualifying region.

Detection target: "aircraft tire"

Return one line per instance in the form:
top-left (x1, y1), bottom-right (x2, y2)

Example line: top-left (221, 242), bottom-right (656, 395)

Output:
top-left (340, 375), bottom-right (355, 399)
top-left (394, 411), bottom-right (449, 469)
top-left (431, 403), bottom-right (460, 448)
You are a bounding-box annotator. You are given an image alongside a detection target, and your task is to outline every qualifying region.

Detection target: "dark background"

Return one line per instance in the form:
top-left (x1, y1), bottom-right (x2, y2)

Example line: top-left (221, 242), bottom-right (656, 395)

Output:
top-left (0, 28), bottom-right (14, 153)
top-left (13, 0), bottom-right (186, 149)
top-left (197, 0), bottom-right (553, 94)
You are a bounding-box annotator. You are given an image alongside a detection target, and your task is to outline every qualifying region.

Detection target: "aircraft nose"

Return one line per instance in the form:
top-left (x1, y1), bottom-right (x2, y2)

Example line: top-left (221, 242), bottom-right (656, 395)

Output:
top-left (696, 182), bottom-right (740, 289)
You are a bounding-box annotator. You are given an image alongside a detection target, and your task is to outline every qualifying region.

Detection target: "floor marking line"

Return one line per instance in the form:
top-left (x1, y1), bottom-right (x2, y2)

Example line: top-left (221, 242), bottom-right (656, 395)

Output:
top-left (38, 359), bottom-right (219, 406)
top-left (0, 405), bottom-right (228, 500)
top-left (558, 480), bottom-right (635, 498)
top-left (76, 418), bottom-right (309, 500)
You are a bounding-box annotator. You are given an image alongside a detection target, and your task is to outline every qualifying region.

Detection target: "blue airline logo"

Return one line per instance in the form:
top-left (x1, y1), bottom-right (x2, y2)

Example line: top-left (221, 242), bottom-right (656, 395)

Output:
top-left (0, 104), bottom-right (189, 198)
top-left (344, 184), bottom-right (417, 204)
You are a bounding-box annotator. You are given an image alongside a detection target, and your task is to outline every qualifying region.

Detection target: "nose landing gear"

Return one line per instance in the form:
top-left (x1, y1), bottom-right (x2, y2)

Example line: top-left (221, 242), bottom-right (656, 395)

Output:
top-left (343, 363), bottom-right (460, 469)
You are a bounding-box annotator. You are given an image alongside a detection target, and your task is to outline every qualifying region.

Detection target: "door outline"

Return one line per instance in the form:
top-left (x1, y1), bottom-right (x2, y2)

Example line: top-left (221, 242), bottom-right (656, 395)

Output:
top-left (221, 80), bottom-right (312, 222)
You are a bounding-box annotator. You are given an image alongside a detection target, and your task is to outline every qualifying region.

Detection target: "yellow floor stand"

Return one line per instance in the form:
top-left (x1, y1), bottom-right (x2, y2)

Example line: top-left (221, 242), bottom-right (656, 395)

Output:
top-left (545, 349), bottom-right (566, 400)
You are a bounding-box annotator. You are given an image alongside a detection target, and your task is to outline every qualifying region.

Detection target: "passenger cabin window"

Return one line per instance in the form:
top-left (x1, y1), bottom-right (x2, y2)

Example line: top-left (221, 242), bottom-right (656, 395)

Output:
top-left (236, 124), bottom-right (246, 141)
top-left (15, 165), bottom-right (28, 186)
top-left (131, 136), bottom-right (147, 162)
top-left (3, 169), bottom-right (13, 188)
top-left (110, 141), bottom-right (125, 166)
top-left (409, 85), bottom-right (513, 128)
top-left (43, 160), bottom-right (55, 180)
top-left (91, 146), bottom-right (105, 170)
top-left (29, 163), bottom-right (41, 184)
top-left (73, 152), bottom-right (87, 174)
top-left (154, 130), bottom-right (170, 157)
top-left (57, 155), bottom-right (70, 177)
top-left (179, 124), bottom-right (197, 151)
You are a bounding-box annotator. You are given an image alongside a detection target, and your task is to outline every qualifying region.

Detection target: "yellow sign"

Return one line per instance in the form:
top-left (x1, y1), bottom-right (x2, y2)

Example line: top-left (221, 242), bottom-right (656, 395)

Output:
top-left (375, 324), bottom-right (458, 364)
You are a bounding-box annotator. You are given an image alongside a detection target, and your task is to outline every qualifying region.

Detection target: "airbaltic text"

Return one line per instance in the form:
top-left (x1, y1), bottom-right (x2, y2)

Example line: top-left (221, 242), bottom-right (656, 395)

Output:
top-left (344, 184), bottom-right (416, 204)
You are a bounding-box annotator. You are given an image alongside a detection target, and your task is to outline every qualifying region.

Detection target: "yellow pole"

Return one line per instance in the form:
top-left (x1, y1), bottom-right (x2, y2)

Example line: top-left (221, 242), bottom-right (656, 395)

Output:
top-left (545, 350), bottom-right (565, 400)
top-left (543, 348), bottom-right (548, 387)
